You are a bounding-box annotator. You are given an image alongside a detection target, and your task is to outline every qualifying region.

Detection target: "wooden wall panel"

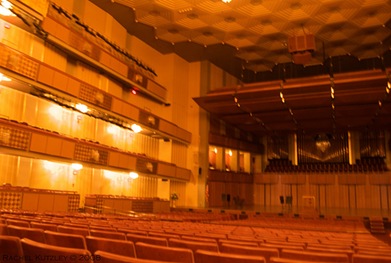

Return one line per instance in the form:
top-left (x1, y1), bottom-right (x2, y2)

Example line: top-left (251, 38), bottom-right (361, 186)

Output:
top-left (53, 194), bottom-right (69, 212)
top-left (157, 162), bottom-right (176, 178)
top-left (60, 140), bottom-right (75, 159)
top-left (21, 192), bottom-right (39, 211)
top-left (30, 133), bottom-right (47, 153)
top-left (66, 76), bottom-right (81, 97)
top-left (37, 194), bottom-right (55, 212)
top-left (37, 64), bottom-right (55, 86)
top-left (46, 136), bottom-right (62, 156)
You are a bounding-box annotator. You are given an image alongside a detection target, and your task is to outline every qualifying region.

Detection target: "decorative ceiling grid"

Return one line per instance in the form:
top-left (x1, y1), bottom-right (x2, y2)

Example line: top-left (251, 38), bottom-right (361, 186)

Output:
top-left (91, 0), bottom-right (391, 135)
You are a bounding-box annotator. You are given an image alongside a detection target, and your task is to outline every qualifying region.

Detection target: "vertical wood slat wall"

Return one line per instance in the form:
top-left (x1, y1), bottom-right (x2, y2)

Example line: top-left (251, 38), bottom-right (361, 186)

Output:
top-left (253, 173), bottom-right (391, 212)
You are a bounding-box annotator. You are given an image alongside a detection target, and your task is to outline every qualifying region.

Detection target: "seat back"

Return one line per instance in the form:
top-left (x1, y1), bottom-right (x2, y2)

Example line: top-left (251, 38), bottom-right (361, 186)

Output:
top-left (352, 254), bottom-right (391, 263)
top-left (57, 225), bottom-right (90, 236)
top-left (6, 219), bottom-right (30, 228)
top-left (7, 225), bottom-right (45, 243)
top-left (126, 233), bottom-right (168, 246)
top-left (21, 238), bottom-right (93, 263)
top-left (30, 222), bottom-right (58, 232)
top-left (94, 250), bottom-right (178, 263)
top-left (220, 243), bottom-right (279, 263)
top-left (135, 242), bottom-right (194, 263)
top-left (280, 249), bottom-right (349, 263)
top-left (0, 235), bottom-right (25, 263)
top-left (0, 223), bottom-right (8, 235)
top-left (270, 257), bottom-right (340, 263)
top-left (90, 229), bottom-right (126, 240)
top-left (218, 239), bottom-right (259, 250)
top-left (44, 230), bottom-right (87, 249)
top-left (168, 238), bottom-right (218, 253)
top-left (194, 249), bottom-right (266, 263)
top-left (86, 235), bottom-right (136, 257)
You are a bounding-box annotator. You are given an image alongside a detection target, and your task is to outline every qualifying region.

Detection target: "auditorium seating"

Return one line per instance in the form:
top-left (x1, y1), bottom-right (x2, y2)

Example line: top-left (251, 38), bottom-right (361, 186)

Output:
top-left (126, 233), bottom-right (168, 246)
top-left (6, 218), bottom-right (31, 228)
top-left (30, 222), bottom-right (59, 232)
top-left (94, 250), bottom-right (174, 263)
top-left (21, 238), bottom-right (93, 263)
top-left (0, 209), bottom-right (390, 263)
top-left (89, 229), bottom-right (126, 240)
top-left (44, 230), bottom-right (87, 249)
top-left (352, 254), bottom-right (391, 263)
top-left (57, 225), bottom-right (90, 236)
top-left (220, 243), bottom-right (279, 263)
top-left (168, 238), bottom-right (219, 253)
top-left (279, 248), bottom-right (349, 262)
top-left (86, 235), bottom-right (136, 257)
top-left (135, 242), bottom-right (194, 263)
top-left (194, 249), bottom-right (266, 263)
top-left (7, 225), bottom-right (46, 243)
top-left (0, 235), bottom-right (25, 263)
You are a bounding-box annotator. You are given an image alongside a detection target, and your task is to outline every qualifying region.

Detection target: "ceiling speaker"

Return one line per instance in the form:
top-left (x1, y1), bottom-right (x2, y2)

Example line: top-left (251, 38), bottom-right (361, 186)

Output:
top-left (288, 34), bottom-right (316, 53)
top-left (288, 34), bottom-right (316, 64)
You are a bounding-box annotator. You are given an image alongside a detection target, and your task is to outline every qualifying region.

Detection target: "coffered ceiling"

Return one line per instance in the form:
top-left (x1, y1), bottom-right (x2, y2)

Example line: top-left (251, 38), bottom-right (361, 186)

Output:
top-left (91, 0), bottom-right (391, 136)
top-left (92, 0), bottom-right (391, 80)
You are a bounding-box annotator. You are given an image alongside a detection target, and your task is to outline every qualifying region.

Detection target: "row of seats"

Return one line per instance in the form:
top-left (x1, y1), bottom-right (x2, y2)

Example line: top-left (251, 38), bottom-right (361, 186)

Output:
top-left (1, 211), bottom-right (390, 263)
top-left (2, 233), bottom-right (391, 263)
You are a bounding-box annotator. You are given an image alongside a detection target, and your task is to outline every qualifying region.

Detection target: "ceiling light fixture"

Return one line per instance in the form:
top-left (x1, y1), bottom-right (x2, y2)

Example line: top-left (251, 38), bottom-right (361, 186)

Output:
top-left (222, 0), bottom-right (232, 3)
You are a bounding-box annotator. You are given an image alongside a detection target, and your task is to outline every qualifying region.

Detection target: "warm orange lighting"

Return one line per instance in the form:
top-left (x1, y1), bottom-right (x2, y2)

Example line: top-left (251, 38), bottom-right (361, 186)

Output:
top-left (71, 163), bottom-right (83, 171)
top-left (131, 124), bottom-right (142, 133)
top-left (75, 103), bottom-right (88, 113)
top-left (0, 72), bottom-right (11, 82)
top-left (222, 0), bottom-right (231, 3)
top-left (129, 172), bottom-right (139, 179)
top-left (0, 0), bottom-right (14, 16)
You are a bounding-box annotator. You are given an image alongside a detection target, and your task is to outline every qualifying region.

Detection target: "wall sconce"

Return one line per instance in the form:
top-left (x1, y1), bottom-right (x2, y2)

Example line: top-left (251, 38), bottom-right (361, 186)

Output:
top-left (75, 103), bottom-right (88, 113)
top-left (129, 171), bottom-right (139, 179)
top-left (131, 124), bottom-right (142, 133)
top-left (0, 0), bottom-right (14, 16)
top-left (0, 72), bottom-right (11, 82)
top-left (71, 163), bottom-right (83, 175)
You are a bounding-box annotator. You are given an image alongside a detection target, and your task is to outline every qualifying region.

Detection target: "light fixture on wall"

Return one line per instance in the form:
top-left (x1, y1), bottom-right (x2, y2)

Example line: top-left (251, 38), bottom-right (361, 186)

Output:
top-left (71, 163), bottom-right (83, 174)
top-left (0, 72), bottom-right (11, 82)
top-left (0, 0), bottom-right (14, 16)
top-left (129, 171), bottom-right (139, 179)
top-left (75, 103), bottom-right (88, 113)
top-left (131, 124), bottom-right (142, 133)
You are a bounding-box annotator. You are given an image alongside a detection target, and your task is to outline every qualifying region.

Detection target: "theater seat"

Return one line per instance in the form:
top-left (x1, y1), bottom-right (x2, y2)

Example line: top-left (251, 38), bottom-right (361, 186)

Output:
top-left (135, 242), bottom-right (194, 263)
top-left (86, 235), bottom-right (136, 257)
top-left (279, 249), bottom-right (349, 263)
top-left (194, 249), bottom-right (266, 263)
top-left (94, 250), bottom-right (175, 263)
top-left (168, 238), bottom-right (218, 253)
top-left (270, 257), bottom-right (342, 263)
top-left (89, 229), bottom-right (126, 240)
top-left (126, 233), bottom-right (168, 246)
top-left (21, 238), bottom-right (93, 263)
top-left (44, 230), bottom-right (87, 249)
top-left (7, 225), bottom-right (46, 243)
top-left (220, 243), bottom-right (279, 263)
top-left (0, 235), bottom-right (24, 263)
top-left (352, 254), bottom-right (391, 263)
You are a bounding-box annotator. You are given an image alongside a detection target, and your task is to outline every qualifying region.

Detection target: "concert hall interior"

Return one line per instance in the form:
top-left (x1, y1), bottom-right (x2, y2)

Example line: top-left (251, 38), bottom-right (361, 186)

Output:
top-left (0, 1), bottom-right (391, 258)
